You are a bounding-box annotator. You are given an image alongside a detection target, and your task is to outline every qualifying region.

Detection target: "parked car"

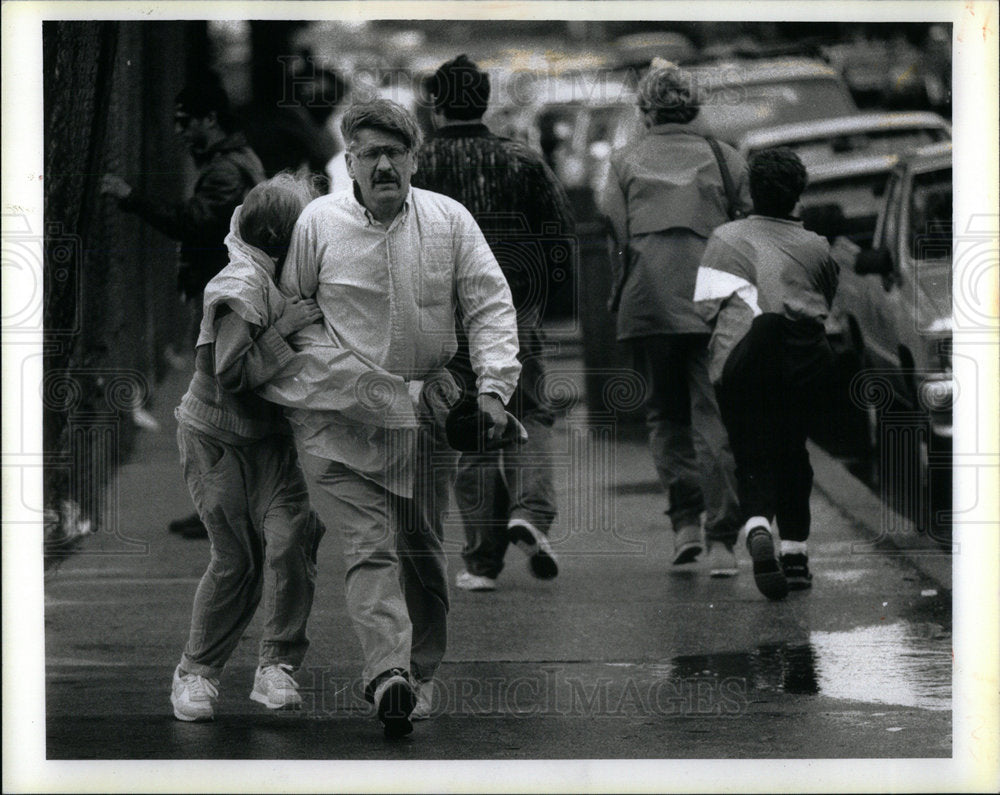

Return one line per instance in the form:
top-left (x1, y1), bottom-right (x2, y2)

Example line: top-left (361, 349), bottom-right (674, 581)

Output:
top-left (737, 111), bottom-right (951, 167)
top-left (593, 57), bottom-right (860, 206)
top-left (817, 143), bottom-right (953, 543)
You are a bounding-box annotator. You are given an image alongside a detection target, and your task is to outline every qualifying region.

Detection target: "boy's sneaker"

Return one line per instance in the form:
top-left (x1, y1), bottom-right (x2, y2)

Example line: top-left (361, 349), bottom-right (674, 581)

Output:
top-left (410, 680), bottom-right (435, 722)
top-left (372, 668), bottom-right (416, 739)
top-left (705, 542), bottom-right (738, 577)
top-left (171, 665), bottom-right (219, 722)
top-left (250, 663), bottom-right (302, 710)
top-left (507, 520), bottom-right (559, 579)
top-left (781, 554), bottom-right (813, 591)
top-left (672, 523), bottom-right (703, 565)
top-left (455, 570), bottom-right (497, 591)
top-left (746, 526), bottom-right (789, 601)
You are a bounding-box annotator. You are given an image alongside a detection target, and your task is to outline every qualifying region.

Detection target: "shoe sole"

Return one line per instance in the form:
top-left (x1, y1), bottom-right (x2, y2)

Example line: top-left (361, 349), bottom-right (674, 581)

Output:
top-left (747, 531), bottom-right (789, 600)
top-left (250, 690), bottom-right (302, 710)
top-left (378, 681), bottom-right (416, 739)
top-left (508, 525), bottom-right (558, 580)
top-left (172, 701), bottom-right (214, 722)
top-left (709, 567), bottom-right (738, 578)
top-left (786, 577), bottom-right (813, 591)
top-left (455, 577), bottom-right (497, 591)
top-left (672, 542), bottom-right (702, 566)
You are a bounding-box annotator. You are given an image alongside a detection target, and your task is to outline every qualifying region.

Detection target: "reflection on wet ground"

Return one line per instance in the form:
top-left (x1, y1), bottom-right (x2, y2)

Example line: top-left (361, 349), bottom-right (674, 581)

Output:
top-left (666, 616), bottom-right (952, 711)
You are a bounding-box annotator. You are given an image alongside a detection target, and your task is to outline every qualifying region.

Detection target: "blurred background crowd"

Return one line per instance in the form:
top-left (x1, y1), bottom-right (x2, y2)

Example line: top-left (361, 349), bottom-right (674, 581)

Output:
top-left (41, 19), bottom-right (953, 559)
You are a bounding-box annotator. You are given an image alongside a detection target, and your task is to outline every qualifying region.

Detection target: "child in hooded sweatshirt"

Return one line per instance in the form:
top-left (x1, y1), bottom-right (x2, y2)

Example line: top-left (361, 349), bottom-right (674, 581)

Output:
top-left (694, 148), bottom-right (839, 601)
top-left (170, 173), bottom-right (421, 722)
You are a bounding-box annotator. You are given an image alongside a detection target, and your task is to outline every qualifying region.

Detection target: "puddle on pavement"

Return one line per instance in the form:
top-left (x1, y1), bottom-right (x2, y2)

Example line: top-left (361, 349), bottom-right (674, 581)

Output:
top-left (663, 620), bottom-right (951, 711)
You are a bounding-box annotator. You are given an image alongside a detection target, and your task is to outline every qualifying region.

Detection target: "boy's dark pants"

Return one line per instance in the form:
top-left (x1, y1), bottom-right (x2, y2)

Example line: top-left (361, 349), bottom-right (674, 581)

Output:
top-left (715, 314), bottom-right (833, 543)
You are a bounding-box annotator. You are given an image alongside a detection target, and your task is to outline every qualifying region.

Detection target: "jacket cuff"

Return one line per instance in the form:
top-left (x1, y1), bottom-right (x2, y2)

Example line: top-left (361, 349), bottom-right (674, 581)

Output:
top-left (259, 326), bottom-right (296, 371)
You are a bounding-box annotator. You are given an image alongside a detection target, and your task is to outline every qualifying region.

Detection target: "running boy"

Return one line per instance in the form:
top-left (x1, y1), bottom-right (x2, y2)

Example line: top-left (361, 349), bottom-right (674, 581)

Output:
top-left (693, 148), bottom-right (840, 600)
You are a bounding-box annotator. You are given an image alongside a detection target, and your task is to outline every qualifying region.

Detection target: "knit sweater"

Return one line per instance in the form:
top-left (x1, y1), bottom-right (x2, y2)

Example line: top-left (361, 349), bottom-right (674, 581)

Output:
top-left (413, 123), bottom-right (574, 319)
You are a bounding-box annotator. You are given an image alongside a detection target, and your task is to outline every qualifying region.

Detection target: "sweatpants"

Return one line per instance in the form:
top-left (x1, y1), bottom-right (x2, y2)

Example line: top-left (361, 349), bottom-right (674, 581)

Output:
top-left (715, 314), bottom-right (833, 543)
top-left (176, 423), bottom-right (323, 678)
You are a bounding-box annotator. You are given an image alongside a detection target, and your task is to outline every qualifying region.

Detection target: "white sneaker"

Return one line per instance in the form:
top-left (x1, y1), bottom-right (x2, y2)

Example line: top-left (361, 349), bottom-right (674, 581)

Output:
top-left (250, 663), bottom-right (302, 710)
top-left (171, 665), bottom-right (219, 722)
top-left (455, 570), bottom-right (497, 591)
top-left (706, 543), bottom-right (738, 578)
top-left (410, 680), bottom-right (435, 721)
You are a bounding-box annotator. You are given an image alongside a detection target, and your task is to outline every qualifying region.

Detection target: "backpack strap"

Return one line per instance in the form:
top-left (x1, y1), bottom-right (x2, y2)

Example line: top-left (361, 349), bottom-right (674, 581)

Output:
top-left (705, 136), bottom-right (742, 221)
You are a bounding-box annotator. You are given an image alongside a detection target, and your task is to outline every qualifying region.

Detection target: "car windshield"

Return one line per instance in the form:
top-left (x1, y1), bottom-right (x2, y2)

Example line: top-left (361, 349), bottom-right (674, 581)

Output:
top-left (908, 167), bottom-right (952, 261)
top-left (799, 171), bottom-right (891, 248)
top-left (751, 126), bottom-right (949, 166)
top-left (699, 78), bottom-right (857, 142)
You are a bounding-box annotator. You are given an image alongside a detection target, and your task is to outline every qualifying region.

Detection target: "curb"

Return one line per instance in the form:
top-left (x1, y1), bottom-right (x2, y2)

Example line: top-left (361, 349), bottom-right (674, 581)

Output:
top-left (807, 440), bottom-right (952, 591)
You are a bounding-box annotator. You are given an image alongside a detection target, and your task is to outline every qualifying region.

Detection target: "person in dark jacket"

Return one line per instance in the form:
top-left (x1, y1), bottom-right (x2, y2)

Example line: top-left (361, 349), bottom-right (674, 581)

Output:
top-left (413, 54), bottom-right (575, 594)
top-left (101, 79), bottom-right (265, 539)
top-left (694, 148), bottom-right (840, 600)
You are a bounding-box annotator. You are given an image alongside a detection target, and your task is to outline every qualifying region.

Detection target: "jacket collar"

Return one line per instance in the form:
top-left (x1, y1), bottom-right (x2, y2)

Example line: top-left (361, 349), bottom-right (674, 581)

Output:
top-left (430, 122), bottom-right (493, 140)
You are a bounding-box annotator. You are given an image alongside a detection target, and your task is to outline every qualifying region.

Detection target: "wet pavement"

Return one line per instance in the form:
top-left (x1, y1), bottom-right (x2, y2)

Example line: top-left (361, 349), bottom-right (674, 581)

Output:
top-left (42, 330), bottom-right (955, 765)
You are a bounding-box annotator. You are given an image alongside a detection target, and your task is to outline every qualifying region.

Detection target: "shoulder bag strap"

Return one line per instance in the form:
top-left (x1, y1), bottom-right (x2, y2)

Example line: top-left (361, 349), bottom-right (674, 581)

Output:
top-left (705, 136), bottom-right (741, 221)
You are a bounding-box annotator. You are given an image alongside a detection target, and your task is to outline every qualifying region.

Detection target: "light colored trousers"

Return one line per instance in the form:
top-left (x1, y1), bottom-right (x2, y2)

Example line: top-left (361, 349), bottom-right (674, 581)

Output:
top-left (297, 418), bottom-right (457, 691)
top-left (177, 423), bottom-right (322, 678)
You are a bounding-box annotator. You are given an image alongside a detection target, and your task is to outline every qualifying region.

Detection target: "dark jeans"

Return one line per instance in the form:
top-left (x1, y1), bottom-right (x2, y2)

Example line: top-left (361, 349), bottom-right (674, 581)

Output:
top-left (715, 315), bottom-right (833, 543)
top-left (633, 333), bottom-right (741, 545)
top-left (450, 325), bottom-right (558, 579)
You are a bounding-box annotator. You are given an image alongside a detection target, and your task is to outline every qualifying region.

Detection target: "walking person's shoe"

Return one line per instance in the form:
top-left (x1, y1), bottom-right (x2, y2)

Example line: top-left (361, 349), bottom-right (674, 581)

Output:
top-left (250, 663), bottom-right (302, 710)
top-left (705, 542), bottom-right (738, 577)
top-left (745, 524), bottom-right (789, 600)
top-left (170, 665), bottom-right (219, 722)
top-left (671, 523), bottom-right (703, 565)
top-left (372, 669), bottom-right (416, 739)
top-left (507, 520), bottom-right (559, 579)
top-left (410, 680), bottom-right (435, 722)
top-left (455, 570), bottom-right (497, 591)
top-left (781, 554), bottom-right (813, 591)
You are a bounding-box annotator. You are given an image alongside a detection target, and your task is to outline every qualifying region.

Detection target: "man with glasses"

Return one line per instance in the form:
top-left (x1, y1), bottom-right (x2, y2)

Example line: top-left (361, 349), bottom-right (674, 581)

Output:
top-left (101, 79), bottom-right (264, 539)
top-left (279, 99), bottom-right (521, 737)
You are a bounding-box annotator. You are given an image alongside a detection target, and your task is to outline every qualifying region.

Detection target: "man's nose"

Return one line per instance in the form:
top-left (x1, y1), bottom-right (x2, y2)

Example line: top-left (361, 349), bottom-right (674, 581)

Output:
top-left (375, 153), bottom-right (394, 170)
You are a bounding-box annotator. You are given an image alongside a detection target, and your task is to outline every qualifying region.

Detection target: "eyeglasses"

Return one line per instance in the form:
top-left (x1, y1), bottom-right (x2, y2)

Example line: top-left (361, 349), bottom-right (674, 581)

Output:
top-left (352, 145), bottom-right (410, 166)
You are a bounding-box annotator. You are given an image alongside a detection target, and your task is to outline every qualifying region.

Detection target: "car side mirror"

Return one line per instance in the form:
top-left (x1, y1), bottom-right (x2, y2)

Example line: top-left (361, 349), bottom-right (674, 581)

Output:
top-left (854, 247), bottom-right (892, 276)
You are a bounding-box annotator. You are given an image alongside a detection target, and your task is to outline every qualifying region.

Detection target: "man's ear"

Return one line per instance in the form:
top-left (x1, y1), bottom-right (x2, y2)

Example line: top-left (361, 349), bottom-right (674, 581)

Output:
top-left (205, 110), bottom-right (219, 130)
top-left (345, 151), bottom-right (357, 181)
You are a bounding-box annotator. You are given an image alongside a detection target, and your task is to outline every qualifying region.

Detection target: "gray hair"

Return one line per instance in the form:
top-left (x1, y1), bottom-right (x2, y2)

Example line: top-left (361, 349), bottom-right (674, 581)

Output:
top-left (636, 59), bottom-right (699, 125)
top-left (340, 99), bottom-right (423, 150)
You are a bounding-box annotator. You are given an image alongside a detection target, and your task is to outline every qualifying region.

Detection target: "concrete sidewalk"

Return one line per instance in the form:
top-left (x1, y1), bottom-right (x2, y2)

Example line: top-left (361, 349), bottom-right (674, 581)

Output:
top-left (43, 344), bottom-right (953, 764)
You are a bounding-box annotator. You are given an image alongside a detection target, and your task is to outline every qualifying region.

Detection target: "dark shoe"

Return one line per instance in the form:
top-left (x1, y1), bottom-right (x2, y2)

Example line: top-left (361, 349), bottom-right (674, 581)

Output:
top-left (746, 526), bottom-right (788, 601)
top-left (781, 553), bottom-right (813, 591)
top-left (507, 521), bottom-right (558, 580)
top-left (672, 524), bottom-right (703, 565)
top-left (169, 514), bottom-right (208, 539)
top-left (372, 669), bottom-right (416, 739)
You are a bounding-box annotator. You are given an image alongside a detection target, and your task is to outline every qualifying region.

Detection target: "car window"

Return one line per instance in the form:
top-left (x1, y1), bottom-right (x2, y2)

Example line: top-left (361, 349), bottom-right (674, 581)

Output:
top-left (908, 168), bottom-right (952, 261)
top-left (699, 78), bottom-right (857, 142)
top-left (751, 127), bottom-right (949, 166)
top-left (800, 171), bottom-right (890, 248)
